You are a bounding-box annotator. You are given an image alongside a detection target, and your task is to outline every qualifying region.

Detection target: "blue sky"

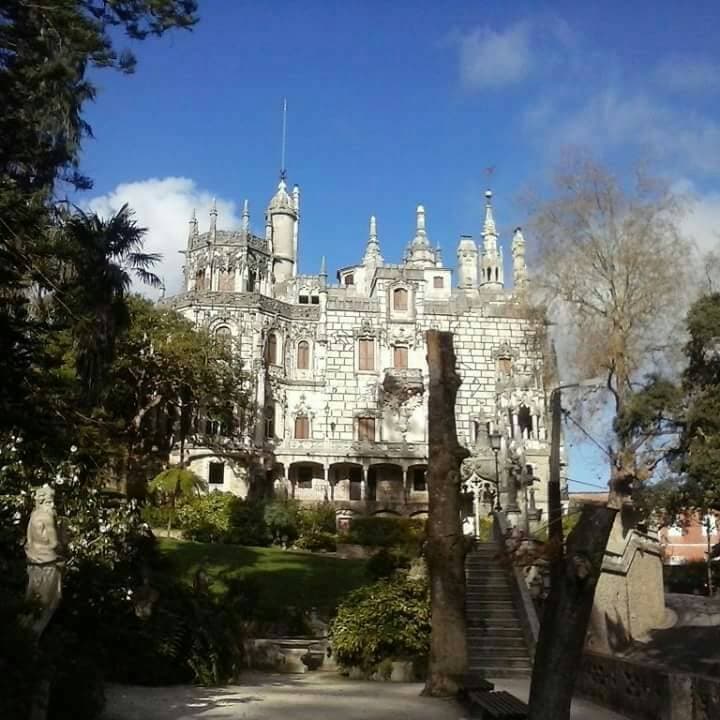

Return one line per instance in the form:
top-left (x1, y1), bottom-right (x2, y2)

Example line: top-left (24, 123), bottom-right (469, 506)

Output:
top-left (83, 1), bottom-right (720, 491)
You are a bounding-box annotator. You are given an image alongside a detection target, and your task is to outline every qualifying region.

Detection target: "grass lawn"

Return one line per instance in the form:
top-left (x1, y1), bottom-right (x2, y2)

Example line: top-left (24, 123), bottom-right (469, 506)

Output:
top-left (157, 538), bottom-right (368, 625)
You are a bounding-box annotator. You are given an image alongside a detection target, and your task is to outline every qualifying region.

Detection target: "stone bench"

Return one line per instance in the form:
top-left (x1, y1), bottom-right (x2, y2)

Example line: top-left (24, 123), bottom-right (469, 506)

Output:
top-left (466, 690), bottom-right (528, 719)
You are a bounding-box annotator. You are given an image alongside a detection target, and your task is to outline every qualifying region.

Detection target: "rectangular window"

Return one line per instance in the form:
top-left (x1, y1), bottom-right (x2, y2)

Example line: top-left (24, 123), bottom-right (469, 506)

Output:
top-left (357, 416), bottom-right (375, 442)
top-left (393, 346), bottom-right (408, 369)
top-left (359, 338), bottom-right (375, 371)
top-left (209, 462), bottom-right (225, 485)
top-left (299, 295), bottom-right (309, 304)
top-left (433, 276), bottom-right (444, 289)
top-left (294, 415), bottom-right (310, 439)
top-left (264, 406), bottom-right (275, 439)
top-left (345, 273), bottom-right (354, 286)
top-left (297, 466), bottom-right (313, 489)
top-left (311, 295), bottom-right (320, 304)
top-left (412, 468), bottom-right (427, 492)
top-left (498, 357), bottom-right (512, 375)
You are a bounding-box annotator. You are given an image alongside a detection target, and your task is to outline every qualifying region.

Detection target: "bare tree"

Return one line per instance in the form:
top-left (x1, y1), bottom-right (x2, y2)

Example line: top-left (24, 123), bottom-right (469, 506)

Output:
top-left (423, 330), bottom-right (469, 697)
top-left (525, 153), bottom-right (691, 720)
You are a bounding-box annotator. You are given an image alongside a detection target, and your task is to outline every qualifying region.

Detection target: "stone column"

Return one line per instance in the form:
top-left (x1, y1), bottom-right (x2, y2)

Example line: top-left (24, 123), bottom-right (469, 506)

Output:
top-left (360, 466), bottom-right (367, 501)
top-left (403, 467), bottom-right (411, 503)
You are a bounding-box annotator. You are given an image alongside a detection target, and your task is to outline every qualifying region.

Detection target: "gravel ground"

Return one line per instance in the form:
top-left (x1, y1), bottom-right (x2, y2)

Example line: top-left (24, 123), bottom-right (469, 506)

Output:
top-left (102, 672), bottom-right (629, 720)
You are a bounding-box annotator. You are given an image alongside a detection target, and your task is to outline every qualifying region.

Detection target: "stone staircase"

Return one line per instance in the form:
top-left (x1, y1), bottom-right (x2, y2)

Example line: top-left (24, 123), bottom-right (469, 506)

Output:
top-left (466, 542), bottom-right (533, 678)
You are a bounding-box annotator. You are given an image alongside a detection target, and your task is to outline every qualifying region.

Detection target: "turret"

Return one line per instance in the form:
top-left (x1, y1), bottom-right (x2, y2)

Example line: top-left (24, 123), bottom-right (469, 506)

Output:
top-left (479, 190), bottom-right (504, 289)
top-left (267, 176), bottom-right (298, 284)
top-left (456, 235), bottom-right (478, 290)
top-left (512, 227), bottom-right (528, 290)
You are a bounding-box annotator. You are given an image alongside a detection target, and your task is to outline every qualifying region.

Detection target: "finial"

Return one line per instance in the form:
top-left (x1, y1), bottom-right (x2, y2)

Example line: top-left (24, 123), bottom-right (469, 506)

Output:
top-left (211, 197), bottom-right (217, 215)
top-left (416, 205), bottom-right (426, 233)
top-left (320, 255), bottom-right (327, 277)
top-left (369, 215), bottom-right (377, 242)
top-left (209, 198), bottom-right (217, 241)
top-left (242, 199), bottom-right (249, 232)
top-left (190, 208), bottom-right (196, 222)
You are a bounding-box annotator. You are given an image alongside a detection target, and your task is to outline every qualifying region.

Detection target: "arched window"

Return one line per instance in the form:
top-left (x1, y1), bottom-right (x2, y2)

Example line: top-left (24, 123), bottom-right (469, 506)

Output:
top-left (393, 287), bottom-right (408, 311)
top-left (266, 333), bottom-right (278, 365)
top-left (246, 270), bottom-right (256, 292)
top-left (518, 405), bottom-right (533, 438)
top-left (264, 405), bottom-right (275, 439)
top-left (297, 340), bottom-right (310, 370)
top-left (215, 326), bottom-right (231, 349)
top-left (294, 415), bottom-right (310, 439)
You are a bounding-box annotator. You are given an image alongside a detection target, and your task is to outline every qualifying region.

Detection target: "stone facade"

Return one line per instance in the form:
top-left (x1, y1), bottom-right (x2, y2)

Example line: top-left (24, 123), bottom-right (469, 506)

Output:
top-left (163, 175), bottom-right (562, 524)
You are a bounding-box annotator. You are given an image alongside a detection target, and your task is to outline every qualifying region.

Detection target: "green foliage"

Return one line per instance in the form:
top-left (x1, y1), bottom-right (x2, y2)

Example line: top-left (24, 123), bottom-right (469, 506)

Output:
top-left (364, 547), bottom-right (412, 581)
top-left (663, 561), bottom-right (720, 596)
top-left (330, 575), bottom-right (430, 671)
top-left (229, 498), bottom-right (272, 547)
top-left (342, 516), bottom-right (426, 553)
top-left (294, 530), bottom-right (337, 552)
top-left (176, 491), bottom-right (236, 543)
top-left (300, 502), bottom-right (338, 535)
top-left (150, 467), bottom-right (206, 500)
top-left (264, 499), bottom-right (301, 544)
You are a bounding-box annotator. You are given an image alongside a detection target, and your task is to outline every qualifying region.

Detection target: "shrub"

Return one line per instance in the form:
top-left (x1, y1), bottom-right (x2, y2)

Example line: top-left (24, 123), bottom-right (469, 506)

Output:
top-left (294, 530), bottom-right (337, 552)
top-left (176, 491), bottom-right (235, 543)
top-left (299, 503), bottom-right (337, 535)
top-left (364, 547), bottom-right (411, 581)
top-left (330, 575), bottom-right (430, 672)
top-left (264, 499), bottom-right (300, 545)
top-left (228, 497), bottom-right (271, 546)
top-left (342, 517), bottom-right (425, 553)
top-left (141, 503), bottom-right (174, 529)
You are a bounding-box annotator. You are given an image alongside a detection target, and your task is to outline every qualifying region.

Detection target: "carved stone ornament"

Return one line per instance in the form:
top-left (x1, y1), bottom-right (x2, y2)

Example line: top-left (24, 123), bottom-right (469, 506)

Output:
top-left (25, 484), bottom-right (64, 637)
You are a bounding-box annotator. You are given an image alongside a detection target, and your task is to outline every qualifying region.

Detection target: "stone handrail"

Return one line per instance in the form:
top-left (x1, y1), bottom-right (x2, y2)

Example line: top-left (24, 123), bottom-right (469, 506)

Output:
top-left (492, 511), bottom-right (540, 656)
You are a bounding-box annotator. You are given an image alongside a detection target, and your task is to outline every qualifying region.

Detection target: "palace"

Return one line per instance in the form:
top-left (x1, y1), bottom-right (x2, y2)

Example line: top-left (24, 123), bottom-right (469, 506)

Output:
top-left (163, 172), bottom-right (564, 529)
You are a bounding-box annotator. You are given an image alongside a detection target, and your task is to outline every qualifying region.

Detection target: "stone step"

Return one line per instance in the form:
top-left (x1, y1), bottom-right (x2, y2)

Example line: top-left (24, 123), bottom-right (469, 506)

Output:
top-left (468, 656), bottom-right (532, 668)
top-left (467, 626), bottom-right (527, 636)
top-left (467, 637), bottom-right (528, 649)
top-left (467, 664), bottom-right (532, 679)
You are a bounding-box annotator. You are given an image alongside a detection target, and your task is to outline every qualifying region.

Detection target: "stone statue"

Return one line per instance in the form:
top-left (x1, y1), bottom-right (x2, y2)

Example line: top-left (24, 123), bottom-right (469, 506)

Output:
top-left (506, 467), bottom-right (521, 512)
top-left (25, 484), bottom-right (64, 637)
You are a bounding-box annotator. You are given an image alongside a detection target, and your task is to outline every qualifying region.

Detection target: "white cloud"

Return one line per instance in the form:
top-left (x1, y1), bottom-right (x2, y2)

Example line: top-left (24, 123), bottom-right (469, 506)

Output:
top-left (87, 177), bottom-right (240, 298)
top-left (656, 56), bottom-right (720, 95)
top-left (527, 89), bottom-right (720, 176)
top-left (674, 180), bottom-right (720, 257)
top-left (457, 21), bottom-right (534, 90)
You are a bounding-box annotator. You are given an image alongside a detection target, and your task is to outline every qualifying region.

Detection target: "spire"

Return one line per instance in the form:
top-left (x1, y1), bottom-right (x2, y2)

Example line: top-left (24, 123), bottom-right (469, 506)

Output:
top-left (512, 226), bottom-right (528, 289)
top-left (483, 189), bottom-right (497, 239)
top-left (407, 204), bottom-right (434, 268)
top-left (435, 240), bottom-right (443, 267)
top-left (187, 208), bottom-right (198, 249)
top-left (241, 199), bottom-right (249, 233)
top-left (280, 97), bottom-right (288, 181)
top-left (208, 198), bottom-right (217, 242)
top-left (479, 189), bottom-right (503, 289)
top-left (414, 205), bottom-right (429, 246)
top-left (363, 214), bottom-right (383, 265)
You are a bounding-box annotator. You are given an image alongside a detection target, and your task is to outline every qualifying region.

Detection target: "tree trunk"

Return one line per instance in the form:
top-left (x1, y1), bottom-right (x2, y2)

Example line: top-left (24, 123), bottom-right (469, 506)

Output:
top-left (423, 330), bottom-right (470, 697)
top-left (527, 503), bottom-right (617, 720)
top-left (547, 388), bottom-right (563, 591)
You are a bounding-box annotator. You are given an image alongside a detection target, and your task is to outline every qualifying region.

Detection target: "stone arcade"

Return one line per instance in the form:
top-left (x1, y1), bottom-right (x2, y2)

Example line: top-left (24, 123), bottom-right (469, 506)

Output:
top-left (163, 173), bottom-right (565, 529)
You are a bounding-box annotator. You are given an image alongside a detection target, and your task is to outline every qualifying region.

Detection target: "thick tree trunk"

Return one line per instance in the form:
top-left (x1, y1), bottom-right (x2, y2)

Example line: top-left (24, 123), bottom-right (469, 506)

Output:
top-left (423, 330), bottom-right (470, 697)
top-left (527, 504), bottom-right (617, 720)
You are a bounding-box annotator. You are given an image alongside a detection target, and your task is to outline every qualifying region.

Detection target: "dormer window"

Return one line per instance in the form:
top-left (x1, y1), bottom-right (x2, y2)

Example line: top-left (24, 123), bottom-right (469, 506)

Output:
top-left (311, 295), bottom-right (320, 304)
top-left (299, 295), bottom-right (309, 304)
top-left (345, 273), bottom-right (354, 286)
top-left (393, 288), bottom-right (408, 311)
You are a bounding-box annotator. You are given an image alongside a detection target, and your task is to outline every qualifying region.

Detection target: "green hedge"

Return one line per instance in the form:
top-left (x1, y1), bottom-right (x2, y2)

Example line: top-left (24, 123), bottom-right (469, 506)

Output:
top-left (341, 517), bottom-right (425, 551)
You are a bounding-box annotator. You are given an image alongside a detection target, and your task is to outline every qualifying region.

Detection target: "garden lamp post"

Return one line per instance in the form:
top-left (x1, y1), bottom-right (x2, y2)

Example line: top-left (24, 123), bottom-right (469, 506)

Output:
top-left (489, 430), bottom-right (503, 512)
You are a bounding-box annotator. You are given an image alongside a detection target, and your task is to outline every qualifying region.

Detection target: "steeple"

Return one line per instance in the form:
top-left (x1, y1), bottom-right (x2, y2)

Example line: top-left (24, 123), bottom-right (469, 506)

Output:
top-left (479, 189), bottom-right (504, 289)
top-left (407, 204), bottom-right (435, 268)
top-left (208, 198), bottom-right (218, 243)
top-left (512, 226), bottom-right (528, 290)
top-left (363, 215), bottom-right (384, 265)
top-left (241, 199), bottom-right (249, 233)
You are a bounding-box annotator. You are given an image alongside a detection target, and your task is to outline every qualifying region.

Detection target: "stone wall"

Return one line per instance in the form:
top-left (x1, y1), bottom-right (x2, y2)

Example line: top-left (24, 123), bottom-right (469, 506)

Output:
top-left (577, 652), bottom-right (720, 720)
